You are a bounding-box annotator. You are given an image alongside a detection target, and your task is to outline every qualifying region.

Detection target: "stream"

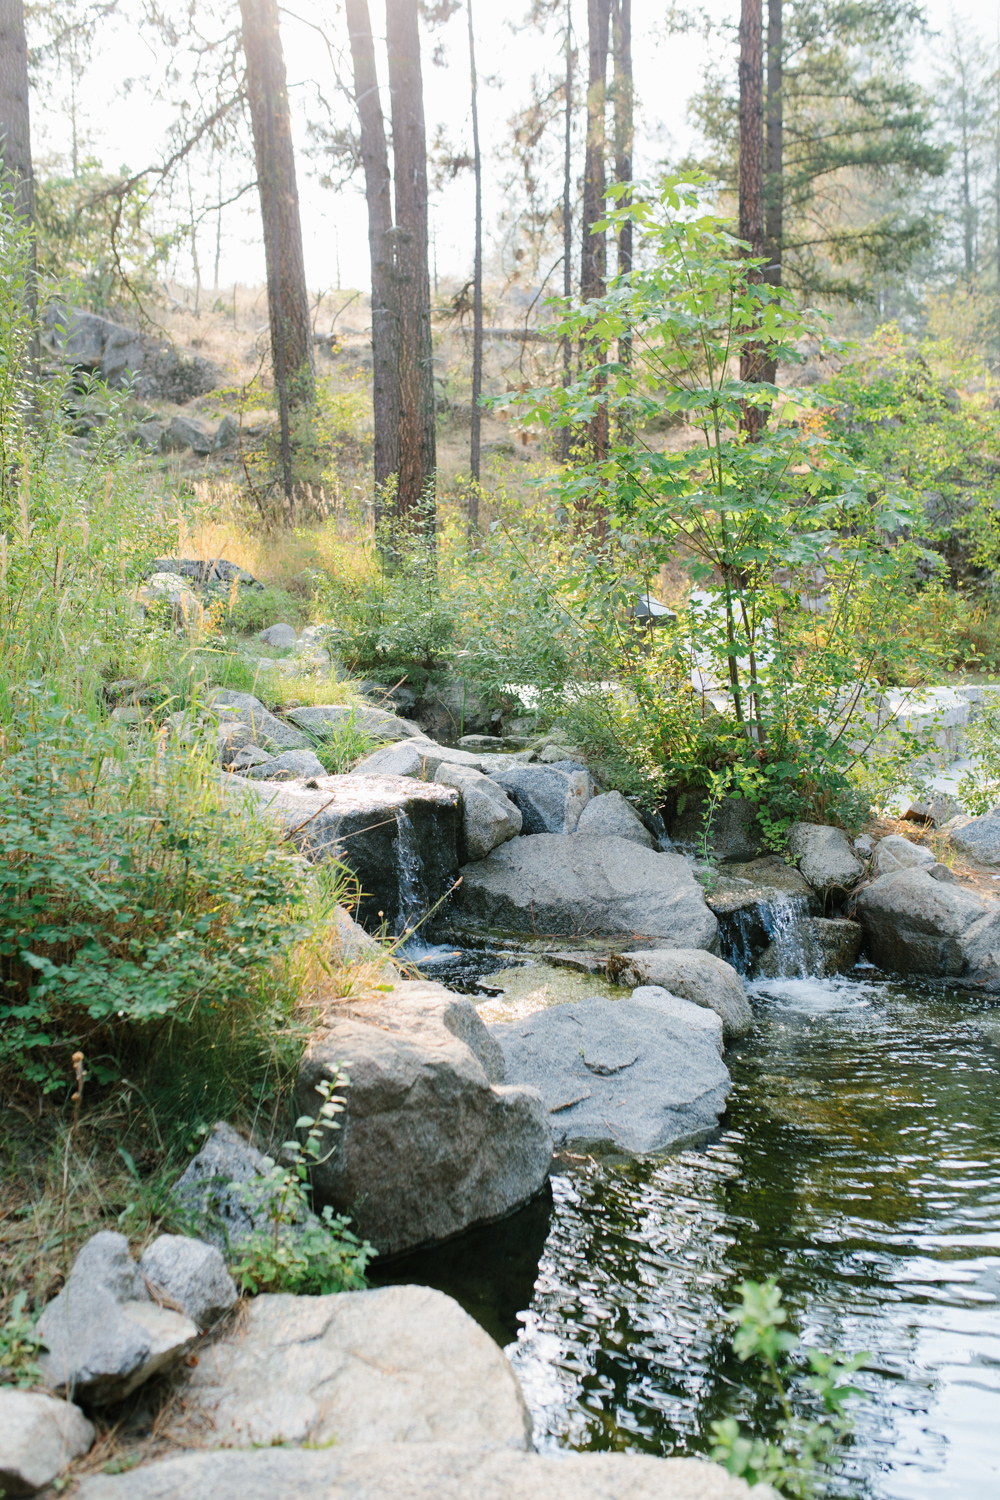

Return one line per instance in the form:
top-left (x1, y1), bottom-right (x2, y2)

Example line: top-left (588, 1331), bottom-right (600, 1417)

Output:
top-left (376, 965), bottom-right (1000, 1498)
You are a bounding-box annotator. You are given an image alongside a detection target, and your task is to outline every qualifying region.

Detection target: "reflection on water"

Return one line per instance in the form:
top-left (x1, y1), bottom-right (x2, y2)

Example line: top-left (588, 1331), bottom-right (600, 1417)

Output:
top-left (376, 973), bottom-right (1000, 1498)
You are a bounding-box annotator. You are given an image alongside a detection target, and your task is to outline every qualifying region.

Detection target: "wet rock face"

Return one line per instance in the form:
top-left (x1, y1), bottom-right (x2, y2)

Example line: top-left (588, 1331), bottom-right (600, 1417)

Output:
top-left (300, 980), bottom-right (552, 1255)
top-left (226, 773), bottom-right (460, 933)
top-left (453, 834), bottom-right (718, 948)
top-left (490, 989), bottom-right (732, 1154)
top-left (855, 868), bottom-right (1000, 987)
top-left (757, 917), bottom-right (863, 978)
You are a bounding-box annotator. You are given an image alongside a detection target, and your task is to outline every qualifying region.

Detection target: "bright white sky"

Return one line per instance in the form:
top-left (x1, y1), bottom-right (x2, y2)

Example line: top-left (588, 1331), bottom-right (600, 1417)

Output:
top-left (27, 0), bottom-right (1000, 303)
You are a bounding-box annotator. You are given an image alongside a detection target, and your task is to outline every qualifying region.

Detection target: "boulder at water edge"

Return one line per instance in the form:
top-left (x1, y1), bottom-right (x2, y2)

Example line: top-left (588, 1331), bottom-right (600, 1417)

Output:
top-left (488, 761), bottom-right (592, 834)
top-left (299, 980), bottom-right (552, 1254)
top-left (0, 1390), bottom-right (94, 1495)
top-left (856, 868), bottom-right (1000, 986)
top-left (490, 989), bottom-right (731, 1153)
top-left (788, 822), bottom-right (863, 896)
top-left (75, 1444), bottom-right (769, 1500)
top-left (225, 773), bottom-right (459, 932)
top-left (453, 834), bottom-right (718, 948)
top-left (435, 763), bottom-right (522, 860)
top-left (605, 949), bottom-right (752, 1039)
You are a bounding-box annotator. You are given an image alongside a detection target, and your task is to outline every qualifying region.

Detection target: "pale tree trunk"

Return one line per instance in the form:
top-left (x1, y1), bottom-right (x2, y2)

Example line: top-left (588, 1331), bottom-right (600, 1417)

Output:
top-left (579, 0), bottom-right (610, 493)
top-left (240, 0), bottom-right (315, 505)
top-left (738, 0), bottom-right (765, 439)
top-left (386, 0), bottom-right (436, 527)
top-left (0, 0), bottom-right (38, 342)
top-left (467, 0), bottom-right (483, 520)
top-left (560, 0), bottom-right (573, 462)
top-left (345, 0), bottom-right (401, 499)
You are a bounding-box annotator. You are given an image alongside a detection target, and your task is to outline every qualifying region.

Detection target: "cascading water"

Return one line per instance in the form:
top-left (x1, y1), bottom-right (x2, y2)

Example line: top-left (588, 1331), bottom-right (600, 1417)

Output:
top-left (392, 808), bottom-right (425, 937)
top-left (717, 890), bottom-right (814, 978)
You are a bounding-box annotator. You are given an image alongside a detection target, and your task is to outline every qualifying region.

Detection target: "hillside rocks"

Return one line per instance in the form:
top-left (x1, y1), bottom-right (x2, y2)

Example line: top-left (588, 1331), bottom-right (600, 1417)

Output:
top-left (788, 822), bottom-right (863, 896)
top-left (242, 747), bottom-right (327, 781)
top-left (173, 1124), bottom-right (275, 1250)
top-left (575, 790), bottom-right (656, 846)
top-left (45, 304), bottom-right (219, 402)
top-left (488, 761), bottom-right (592, 834)
top-left (210, 690), bottom-right (312, 752)
top-left (227, 773), bottom-right (459, 931)
top-left (949, 811), bottom-right (1000, 866)
top-left (299, 980), bottom-right (551, 1255)
top-left (37, 1232), bottom-right (198, 1405)
top-left (287, 702), bottom-right (427, 744)
top-left (490, 988), bottom-right (732, 1154)
top-left (453, 834), bottom-right (718, 948)
top-left (874, 834), bottom-right (936, 875)
top-left (0, 1390), bottom-right (94, 1495)
top-left (605, 949), bottom-right (752, 1040)
top-left (75, 1443), bottom-right (765, 1500)
top-left (172, 1284), bottom-right (532, 1450)
top-left (258, 622), bottom-right (297, 648)
top-left (435, 764), bottom-right (522, 861)
top-left (856, 868), bottom-right (1000, 987)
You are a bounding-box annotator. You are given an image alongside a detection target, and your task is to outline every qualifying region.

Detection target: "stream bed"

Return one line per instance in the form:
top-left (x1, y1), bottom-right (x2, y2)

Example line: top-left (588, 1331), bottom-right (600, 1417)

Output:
top-left (376, 968), bottom-right (1000, 1498)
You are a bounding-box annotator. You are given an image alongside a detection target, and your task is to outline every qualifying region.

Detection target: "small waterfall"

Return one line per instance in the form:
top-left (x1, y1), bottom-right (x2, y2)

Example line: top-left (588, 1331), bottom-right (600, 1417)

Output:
top-left (718, 893), bottom-right (815, 978)
top-left (393, 808), bottom-right (425, 937)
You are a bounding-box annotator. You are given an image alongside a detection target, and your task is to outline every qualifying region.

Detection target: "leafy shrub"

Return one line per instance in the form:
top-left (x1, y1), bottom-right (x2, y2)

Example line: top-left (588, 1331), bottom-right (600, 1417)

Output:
top-left (0, 1291), bottom-right (45, 1389)
top-left (231, 1070), bottom-right (375, 1295)
top-left (711, 1279), bottom-right (868, 1498)
top-left (216, 583), bottom-right (307, 636)
top-left (0, 688), bottom-right (347, 1092)
top-left (958, 703), bottom-right (1000, 815)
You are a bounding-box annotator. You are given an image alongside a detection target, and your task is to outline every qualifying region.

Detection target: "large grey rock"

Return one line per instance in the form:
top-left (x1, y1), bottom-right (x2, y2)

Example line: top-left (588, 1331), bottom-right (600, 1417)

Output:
top-left (606, 948), bottom-right (752, 1040)
top-left (38, 1277), bottom-right (197, 1406)
top-left (351, 741), bottom-right (435, 777)
top-left (168, 1285), bottom-right (532, 1451)
top-left (576, 790), bottom-right (655, 847)
top-left (453, 834), bottom-right (718, 949)
top-left (0, 1390), bottom-right (94, 1495)
top-left (172, 1122), bottom-right (274, 1251)
top-left (287, 703), bottom-right (427, 743)
top-left (209, 691), bottom-right (311, 752)
top-left (490, 990), bottom-right (731, 1154)
top-left (243, 747), bottom-right (327, 781)
top-left (950, 812), bottom-right (1000, 866)
top-left (226, 773), bottom-right (459, 933)
top-left (70, 1230), bottom-right (147, 1302)
top-left (75, 1443), bottom-right (765, 1500)
top-left (669, 794), bottom-right (767, 861)
top-left (258, 623), bottom-right (297, 648)
top-left (855, 868), bottom-right (1000, 986)
top-left (874, 834), bottom-right (935, 876)
top-left (435, 764), bottom-right (522, 860)
top-left (788, 822), bottom-right (863, 895)
top-left (488, 762), bottom-right (592, 834)
top-left (164, 415), bottom-right (212, 455)
top-left (213, 413), bottom-right (240, 450)
top-left (139, 1235), bottom-right (238, 1330)
top-left (300, 980), bottom-right (551, 1255)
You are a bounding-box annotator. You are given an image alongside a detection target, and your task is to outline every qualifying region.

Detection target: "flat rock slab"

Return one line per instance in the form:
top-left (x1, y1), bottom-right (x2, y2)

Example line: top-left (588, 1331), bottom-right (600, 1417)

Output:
top-left (226, 773), bottom-right (459, 932)
top-left (300, 980), bottom-right (552, 1255)
top-left (490, 991), bottom-right (731, 1154)
top-left (169, 1285), bottom-right (532, 1451)
top-left (75, 1443), bottom-right (766, 1500)
top-left (454, 834), bottom-right (718, 948)
top-left (287, 703), bottom-right (427, 743)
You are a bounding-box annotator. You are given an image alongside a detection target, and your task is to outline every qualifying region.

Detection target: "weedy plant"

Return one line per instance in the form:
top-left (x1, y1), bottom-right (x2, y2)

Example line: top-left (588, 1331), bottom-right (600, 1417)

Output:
top-left (0, 1291), bottom-right (46, 1389)
top-left (710, 1279), bottom-right (869, 1498)
top-left (232, 1067), bottom-right (375, 1295)
top-left (958, 703), bottom-right (1000, 815)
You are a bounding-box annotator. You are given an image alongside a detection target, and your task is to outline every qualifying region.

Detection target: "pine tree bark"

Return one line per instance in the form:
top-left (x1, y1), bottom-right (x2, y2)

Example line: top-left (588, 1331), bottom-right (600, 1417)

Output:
top-left (467, 0), bottom-right (483, 517)
top-left (240, 0), bottom-right (314, 505)
top-left (560, 0), bottom-right (574, 463)
top-left (611, 0), bottom-right (632, 442)
top-left (738, 0), bottom-right (765, 440)
top-left (764, 0), bottom-right (782, 288)
top-left (385, 0), bottom-right (436, 524)
top-left (0, 0), bottom-right (34, 227)
top-left (345, 0), bottom-right (401, 497)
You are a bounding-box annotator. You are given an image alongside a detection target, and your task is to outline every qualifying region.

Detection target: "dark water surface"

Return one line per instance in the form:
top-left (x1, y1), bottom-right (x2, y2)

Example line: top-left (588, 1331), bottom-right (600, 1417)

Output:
top-left (375, 972), bottom-right (1000, 1497)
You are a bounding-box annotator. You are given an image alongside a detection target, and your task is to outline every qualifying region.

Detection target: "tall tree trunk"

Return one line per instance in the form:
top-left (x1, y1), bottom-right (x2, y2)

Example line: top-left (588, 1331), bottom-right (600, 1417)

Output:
top-left (467, 0), bottom-right (483, 521)
top-left (240, 0), bottom-right (315, 507)
top-left (0, 0), bottom-right (35, 228)
top-left (738, 0), bottom-right (765, 439)
top-left (345, 0), bottom-right (401, 501)
top-left (560, 0), bottom-right (574, 463)
top-left (764, 0), bottom-right (782, 288)
top-left (385, 0), bottom-right (436, 527)
top-left (611, 0), bottom-right (632, 438)
top-left (579, 0), bottom-right (610, 486)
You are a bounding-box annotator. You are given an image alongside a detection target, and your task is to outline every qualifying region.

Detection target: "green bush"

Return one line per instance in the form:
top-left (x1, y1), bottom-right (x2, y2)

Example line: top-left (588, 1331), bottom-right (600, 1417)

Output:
top-left (219, 583), bottom-right (307, 636)
top-left (0, 689), bottom-right (346, 1093)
